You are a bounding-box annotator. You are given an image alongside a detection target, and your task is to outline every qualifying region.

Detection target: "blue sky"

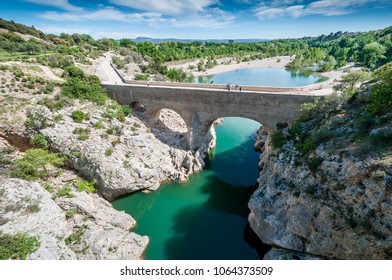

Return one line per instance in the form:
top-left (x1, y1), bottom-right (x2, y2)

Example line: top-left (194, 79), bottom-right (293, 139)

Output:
top-left (1, 0), bottom-right (392, 39)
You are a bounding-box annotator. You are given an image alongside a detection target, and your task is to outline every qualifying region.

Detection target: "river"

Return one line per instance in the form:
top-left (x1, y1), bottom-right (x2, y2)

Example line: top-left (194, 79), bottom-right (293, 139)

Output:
top-left (112, 118), bottom-right (263, 260)
top-left (112, 67), bottom-right (318, 260)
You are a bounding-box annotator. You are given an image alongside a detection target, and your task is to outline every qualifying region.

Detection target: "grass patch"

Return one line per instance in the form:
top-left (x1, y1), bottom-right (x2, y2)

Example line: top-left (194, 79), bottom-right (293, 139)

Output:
top-left (0, 232), bottom-right (40, 260)
top-left (71, 110), bottom-right (89, 123)
top-left (65, 225), bottom-right (88, 246)
top-left (65, 209), bottom-right (78, 218)
top-left (74, 178), bottom-right (96, 193)
top-left (73, 128), bottom-right (90, 141)
top-left (30, 134), bottom-right (49, 149)
top-left (11, 149), bottom-right (65, 180)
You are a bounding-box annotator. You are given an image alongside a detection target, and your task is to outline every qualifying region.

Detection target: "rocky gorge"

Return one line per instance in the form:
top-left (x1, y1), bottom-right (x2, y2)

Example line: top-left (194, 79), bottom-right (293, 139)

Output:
top-left (249, 85), bottom-right (392, 259)
top-left (0, 64), bottom-right (215, 259)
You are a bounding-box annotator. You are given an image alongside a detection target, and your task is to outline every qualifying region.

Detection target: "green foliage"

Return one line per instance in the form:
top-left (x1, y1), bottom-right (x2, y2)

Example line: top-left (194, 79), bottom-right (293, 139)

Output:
top-left (270, 130), bottom-right (286, 149)
top-left (167, 68), bottom-right (187, 82)
top-left (112, 56), bottom-right (125, 69)
top-left (0, 147), bottom-right (14, 165)
top-left (53, 114), bottom-right (64, 122)
top-left (358, 42), bottom-right (386, 68)
top-left (307, 156), bottom-right (323, 172)
top-left (369, 129), bottom-right (392, 148)
top-left (30, 134), bottom-right (49, 149)
top-left (71, 110), bottom-right (88, 123)
top-left (65, 209), bottom-right (78, 218)
top-left (11, 149), bottom-right (65, 180)
top-left (73, 128), bottom-right (90, 141)
top-left (37, 95), bottom-right (74, 111)
top-left (65, 225), bottom-right (88, 246)
top-left (296, 138), bottom-right (317, 155)
top-left (74, 178), bottom-right (96, 193)
top-left (0, 232), bottom-right (40, 260)
top-left (105, 148), bottom-right (113, 157)
top-left (102, 102), bottom-right (132, 121)
top-left (93, 120), bottom-right (104, 129)
top-left (368, 62), bottom-right (392, 115)
top-left (61, 66), bottom-right (107, 105)
top-left (25, 108), bottom-right (48, 130)
top-left (53, 185), bottom-right (75, 199)
top-left (134, 73), bottom-right (149, 81)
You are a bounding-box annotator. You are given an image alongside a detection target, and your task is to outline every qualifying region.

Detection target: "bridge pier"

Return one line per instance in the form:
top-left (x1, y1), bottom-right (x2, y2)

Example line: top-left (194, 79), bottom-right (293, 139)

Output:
top-left (104, 83), bottom-right (319, 152)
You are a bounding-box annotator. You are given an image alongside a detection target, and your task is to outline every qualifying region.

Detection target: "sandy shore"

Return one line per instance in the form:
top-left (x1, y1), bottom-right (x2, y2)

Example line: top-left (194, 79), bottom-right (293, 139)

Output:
top-left (169, 56), bottom-right (293, 77)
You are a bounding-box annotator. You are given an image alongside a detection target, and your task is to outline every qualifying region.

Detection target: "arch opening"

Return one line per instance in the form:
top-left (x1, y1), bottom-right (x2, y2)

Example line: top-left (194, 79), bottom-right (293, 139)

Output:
top-left (150, 108), bottom-right (189, 150)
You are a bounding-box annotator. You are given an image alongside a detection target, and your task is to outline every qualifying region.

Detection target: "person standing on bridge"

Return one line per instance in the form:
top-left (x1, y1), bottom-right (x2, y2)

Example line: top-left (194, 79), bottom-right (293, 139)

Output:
top-left (226, 83), bottom-right (231, 91)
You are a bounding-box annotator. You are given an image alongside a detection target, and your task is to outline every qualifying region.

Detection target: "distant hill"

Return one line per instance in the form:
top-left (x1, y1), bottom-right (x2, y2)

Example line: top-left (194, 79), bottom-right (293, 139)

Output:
top-left (133, 37), bottom-right (270, 44)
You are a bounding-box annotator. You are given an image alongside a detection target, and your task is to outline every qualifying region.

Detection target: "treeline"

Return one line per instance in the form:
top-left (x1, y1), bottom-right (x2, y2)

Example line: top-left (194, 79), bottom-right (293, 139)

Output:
top-left (0, 18), bottom-right (391, 74)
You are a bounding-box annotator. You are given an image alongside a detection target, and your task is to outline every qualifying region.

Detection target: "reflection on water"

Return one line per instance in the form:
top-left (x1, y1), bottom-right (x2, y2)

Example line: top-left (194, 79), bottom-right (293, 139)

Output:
top-left (194, 67), bottom-right (324, 87)
top-left (112, 118), bottom-right (266, 260)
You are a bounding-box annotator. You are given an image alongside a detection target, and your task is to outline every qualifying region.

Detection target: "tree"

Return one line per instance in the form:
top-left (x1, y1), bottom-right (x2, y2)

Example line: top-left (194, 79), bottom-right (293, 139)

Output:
top-left (358, 42), bottom-right (386, 68)
top-left (368, 62), bottom-right (392, 114)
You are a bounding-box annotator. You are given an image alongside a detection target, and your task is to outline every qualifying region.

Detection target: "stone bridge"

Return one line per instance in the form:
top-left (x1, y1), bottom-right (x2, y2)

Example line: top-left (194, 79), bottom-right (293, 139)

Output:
top-left (103, 82), bottom-right (324, 151)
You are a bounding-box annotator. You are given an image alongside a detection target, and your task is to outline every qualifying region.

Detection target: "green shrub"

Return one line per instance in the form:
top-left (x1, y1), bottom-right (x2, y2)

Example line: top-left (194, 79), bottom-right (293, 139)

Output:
top-left (37, 96), bottom-right (73, 111)
top-left (74, 178), bottom-right (96, 193)
top-left (305, 185), bottom-right (317, 195)
top-left (368, 62), bottom-right (392, 115)
top-left (61, 66), bottom-right (107, 105)
top-left (65, 209), bottom-right (78, 218)
top-left (30, 134), bottom-right (49, 149)
top-left (0, 232), bottom-right (40, 260)
top-left (71, 110), bottom-right (87, 123)
top-left (73, 128), bottom-right (90, 141)
top-left (134, 74), bottom-right (149, 81)
top-left (105, 148), bottom-right (113, 157)
top-left (270, 130), bottom-right (286, 149)
top-left (106, 126), bottom-right (121, 136)
top-left (53, 114), bottom-right (64, 122)
top-left (307, 156), bottom-right (323, 172)
top-left (11, 149), bottom-right (65, 180)
top-left (25, 108), bottom-right (48, 130)
top-left (93, 120), bottom-right (104, 129)
top-left (296, 138), bottom-right (317, 155)
top-left (311, 127), bottom-right (333, 144)
top-left (53, 185), bottom-right (74, 199)
top-left (370, 129), bottom-right (392, 147)
top-left (65, 225), bottom-right (87, 246)
top-left (102, 102), bottom-right (132, 121)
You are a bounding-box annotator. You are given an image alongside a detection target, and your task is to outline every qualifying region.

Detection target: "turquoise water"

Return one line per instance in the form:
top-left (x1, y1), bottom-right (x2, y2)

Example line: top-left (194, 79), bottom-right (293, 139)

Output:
top-left (193, 67), bottom-right (323, 87)
top-left (112, 118), bottom-right (262, 260)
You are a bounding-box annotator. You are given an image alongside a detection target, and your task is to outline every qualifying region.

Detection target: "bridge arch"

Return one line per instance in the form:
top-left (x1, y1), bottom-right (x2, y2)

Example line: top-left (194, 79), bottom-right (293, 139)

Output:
top-left (104, 83), bottom-right (317, 151)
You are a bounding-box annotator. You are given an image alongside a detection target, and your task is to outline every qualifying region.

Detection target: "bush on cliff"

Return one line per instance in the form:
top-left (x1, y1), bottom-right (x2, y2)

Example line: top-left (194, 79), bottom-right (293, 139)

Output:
top-left (11, 149), bottom-right (65, 180)
top-left (61, 66), bottom-right (107, 105)
top-left (368, 62), bottom-right (392, 115)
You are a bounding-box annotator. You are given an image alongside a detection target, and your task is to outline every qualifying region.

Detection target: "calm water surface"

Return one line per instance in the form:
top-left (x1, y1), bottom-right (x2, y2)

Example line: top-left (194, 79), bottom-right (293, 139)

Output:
top-left (193, 67), bottom-right (323, 87)
top-left (112, 118), bottom-right (262, 260)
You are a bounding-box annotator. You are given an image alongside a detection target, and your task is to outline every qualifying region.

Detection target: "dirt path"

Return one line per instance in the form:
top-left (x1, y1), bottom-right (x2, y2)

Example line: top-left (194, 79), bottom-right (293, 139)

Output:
top-left (38, 65), bottom-right (64, 82)
top-left (96, 53), bottom-right (123, 84)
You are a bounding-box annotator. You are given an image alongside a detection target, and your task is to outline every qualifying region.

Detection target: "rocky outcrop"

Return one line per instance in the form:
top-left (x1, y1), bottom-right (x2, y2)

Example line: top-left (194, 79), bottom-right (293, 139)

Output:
top-left (3, 101), bottom-right (213, 201)
top-left (249, 129), bottom-right (392, 259)
top-left (0, 178), bottom-right (148, 260)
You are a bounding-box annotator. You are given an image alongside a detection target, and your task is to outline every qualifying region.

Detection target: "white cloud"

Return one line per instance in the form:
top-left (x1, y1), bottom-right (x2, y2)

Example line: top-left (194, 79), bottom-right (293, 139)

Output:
top-left (110, 0), bottom-right (218, 16)
top-left (170, 8), bottom-right (235, 29)
top-left (24, 0), bottom-right (82, 11)
top-left (255, 0), bottom-right (382, 19)
top-left (38, 5), bottom-right (235, 30)
top-left (39, 7), bottom-right (164, 23)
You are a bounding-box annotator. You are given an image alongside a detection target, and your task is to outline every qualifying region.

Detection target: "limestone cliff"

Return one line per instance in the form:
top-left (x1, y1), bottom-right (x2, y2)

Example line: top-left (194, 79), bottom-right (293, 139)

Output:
top-left (249, 88), bottom-right (392, 259)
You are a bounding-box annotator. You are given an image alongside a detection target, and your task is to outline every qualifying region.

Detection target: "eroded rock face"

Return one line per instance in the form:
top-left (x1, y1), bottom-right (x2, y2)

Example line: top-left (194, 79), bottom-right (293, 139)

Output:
top-left (249, 139), bottom-right (392, 259)
top-left (0, 179), bottom-right (76, 259)
top-left (35, 102), bottom-right (213, 201)
top-left (0, 178), bottom-right (148, 260)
